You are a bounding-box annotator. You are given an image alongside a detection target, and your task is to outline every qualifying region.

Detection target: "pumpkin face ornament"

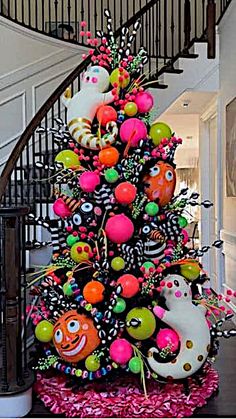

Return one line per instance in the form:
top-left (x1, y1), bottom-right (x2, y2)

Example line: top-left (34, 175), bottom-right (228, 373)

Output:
top-left (53, 310), bottom-right (100, 363)
top-left (143, 161), bottom-right (176, 207)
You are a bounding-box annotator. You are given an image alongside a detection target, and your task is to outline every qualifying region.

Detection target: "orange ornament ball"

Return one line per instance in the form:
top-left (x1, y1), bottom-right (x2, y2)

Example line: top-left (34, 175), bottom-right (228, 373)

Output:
top-left (98, 147), bottom-right (119, 167)
top-left (97, 105), bottom-right (117, 126)
top-left (83, 281), bottom-right (105, 304)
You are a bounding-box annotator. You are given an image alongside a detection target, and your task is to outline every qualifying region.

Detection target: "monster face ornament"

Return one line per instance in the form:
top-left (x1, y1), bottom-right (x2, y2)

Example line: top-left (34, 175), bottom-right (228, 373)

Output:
top-left (144, 161), bottom-right (176, 207)
top-left (53, 310), bottom-right (100, 363)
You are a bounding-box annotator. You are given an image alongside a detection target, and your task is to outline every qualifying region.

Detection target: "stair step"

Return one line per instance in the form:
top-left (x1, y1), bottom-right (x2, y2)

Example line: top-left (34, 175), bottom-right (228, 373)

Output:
top-left (179, 53), bottom-right (199, 59)
top-left (163, 68), bottom-right (183, 74)
top-left (149, 82), bottom-right (168, 89)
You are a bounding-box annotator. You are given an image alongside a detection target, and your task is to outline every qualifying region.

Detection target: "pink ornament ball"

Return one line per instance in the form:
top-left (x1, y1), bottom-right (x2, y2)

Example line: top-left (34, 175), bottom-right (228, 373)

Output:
top-left (156, 328), bottom-right (180, 352)
top-left (135, 91), bottom-right (154, 113)
top-left (53, 198), bottom-right (72, 218)
top-left (79, 171), bottom-right (100, 193)
top-left (105, 214), bottom-right (134, 243)
top-left (120, 118), bottom-right (147, 147)
top-left (109, 338), bottom-right (133, 364)
top-left (182, 229), bottom-right (189, 245)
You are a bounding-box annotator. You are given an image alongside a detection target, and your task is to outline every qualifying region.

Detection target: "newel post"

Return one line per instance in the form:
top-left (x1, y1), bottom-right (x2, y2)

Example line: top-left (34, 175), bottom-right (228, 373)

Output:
top-left (207, 0), bottom-right (216, 58)
top-left (0, 207), bottom-right (34, 418)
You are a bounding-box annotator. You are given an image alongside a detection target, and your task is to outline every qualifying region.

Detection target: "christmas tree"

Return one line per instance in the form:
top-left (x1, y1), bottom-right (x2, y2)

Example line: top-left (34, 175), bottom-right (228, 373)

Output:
top-left (28, 10), bottom-right (236, 412)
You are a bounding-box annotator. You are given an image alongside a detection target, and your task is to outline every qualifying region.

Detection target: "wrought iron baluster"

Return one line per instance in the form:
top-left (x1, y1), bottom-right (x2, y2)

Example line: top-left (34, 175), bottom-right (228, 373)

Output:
top-left (35, 0), bottom-right (38, 30)
top-left (81, 0), bottom-right (84, 44)
top-left (202, 0), bottom-right (206, 32)
top-left (48, 0), bottom-right (51, 33)
top-left (54, 0), bottom-right (58, 37)
top-left (21, 0), bottom-right (24, 24)
top-left (41, 0), bottom-right (45, 32)
top-left (61, 0), bottom-right (64, 38)
top-left (68, 0), bottom-right (71, 39)
top-left (171, 0), bottom-right (175, 59)
top-left (178, 0), bottom-right (182, 52)
top-left (75, 0), bottom-right (78, 42)
top-left (28, 0), bottom-right (31, 26)
top-left (184, 0), bottom-right (191, 52)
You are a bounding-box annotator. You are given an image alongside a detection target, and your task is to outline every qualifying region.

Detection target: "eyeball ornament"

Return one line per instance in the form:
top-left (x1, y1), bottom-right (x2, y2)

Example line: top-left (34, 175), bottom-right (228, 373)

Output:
top-left (143, 161), bottom-right (176, 207)
top-left (147, 275), bottom-right (210, 379)
top-left (53, 310), bottom-right (100, 363)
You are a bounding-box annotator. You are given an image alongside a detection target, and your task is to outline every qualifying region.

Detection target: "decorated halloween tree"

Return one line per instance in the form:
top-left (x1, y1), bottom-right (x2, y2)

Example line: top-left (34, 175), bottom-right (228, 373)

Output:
top-left (28, 10), bottom-right (236, 415)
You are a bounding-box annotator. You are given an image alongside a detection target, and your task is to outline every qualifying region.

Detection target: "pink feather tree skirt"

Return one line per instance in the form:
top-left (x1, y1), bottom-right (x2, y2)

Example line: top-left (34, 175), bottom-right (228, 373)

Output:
top-left (34, 364), bottom-right (219, 417)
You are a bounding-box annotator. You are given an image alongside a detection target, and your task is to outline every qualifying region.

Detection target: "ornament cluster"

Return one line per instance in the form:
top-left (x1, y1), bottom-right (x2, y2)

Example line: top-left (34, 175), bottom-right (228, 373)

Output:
top-left (28, 10), bottom-right (236, 390)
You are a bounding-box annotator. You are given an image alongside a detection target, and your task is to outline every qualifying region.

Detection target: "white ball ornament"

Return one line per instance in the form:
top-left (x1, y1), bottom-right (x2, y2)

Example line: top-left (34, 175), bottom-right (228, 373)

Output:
top-left (62, 66), bottom-right (118, 150)
top-left (147, 274), bottom-right (210, 379)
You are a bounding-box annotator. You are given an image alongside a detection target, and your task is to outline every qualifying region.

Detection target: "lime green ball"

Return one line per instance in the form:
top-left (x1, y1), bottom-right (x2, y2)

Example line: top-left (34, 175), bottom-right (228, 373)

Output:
top-left (35, 320), bottom-right (53, 342)
top-left (129, 356), bottom-right (141, 374)
top-left (55, 150), bottom-right (80, 169)
top-left (180, 263), bottom-right (200, 281)
top-left (124, 102), bottom-right (138, 117)
top-left (113, 297), bottom-right (126, 313)
top-left (111, 257), bottom-right (125, 271)
top-left (149, 122), bottom-right (172, 146)
top-left (142, 261), bottom-right (155, 274)
top-left (104, 168), bottom-right (119, 183)
top-left (145, 202), bottom-right (159, 216)
top-left (126, 307), bottom-right (156, 340)
top-left (63, 282), bottom-right (73, 296)
top-left (66, 234), bottom-right (79, 247)
top-left (85, 355), bottom-right (100, 372)
top-left (178, 216), bottom-right (188, 228)
top-left (110, 68), bottom-right (130, 88)
top-left (70, 241), bottom-right (91, 263)
top-left (75, 369), bottom-right (82, 377)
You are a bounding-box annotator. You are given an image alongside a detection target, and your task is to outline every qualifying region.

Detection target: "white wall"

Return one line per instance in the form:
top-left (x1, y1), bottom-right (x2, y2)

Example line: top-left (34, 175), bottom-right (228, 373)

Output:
top-left (0, 16), bottom-right (86, 171)
top-left (218, 2), bottom-right (236, 306)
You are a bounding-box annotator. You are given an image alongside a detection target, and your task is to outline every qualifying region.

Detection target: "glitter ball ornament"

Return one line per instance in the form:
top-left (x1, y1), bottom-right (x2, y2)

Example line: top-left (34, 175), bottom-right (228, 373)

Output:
top-left (105, 214), bottom-right (134, 243)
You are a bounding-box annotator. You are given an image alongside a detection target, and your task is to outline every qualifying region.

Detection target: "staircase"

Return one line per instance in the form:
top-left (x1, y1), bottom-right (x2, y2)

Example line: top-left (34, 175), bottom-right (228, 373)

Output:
top-left (0, 0), bottom-right (232, 416)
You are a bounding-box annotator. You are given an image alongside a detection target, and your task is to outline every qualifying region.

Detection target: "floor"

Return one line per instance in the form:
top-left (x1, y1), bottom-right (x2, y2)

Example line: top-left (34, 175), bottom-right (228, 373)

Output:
top-left (28, 337), bottom-right (236, 418)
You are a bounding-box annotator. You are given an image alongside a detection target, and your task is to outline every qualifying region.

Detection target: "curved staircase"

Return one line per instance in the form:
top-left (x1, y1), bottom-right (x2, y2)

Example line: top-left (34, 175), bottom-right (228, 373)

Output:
top-left (0, 0), bottom-right (232, 416)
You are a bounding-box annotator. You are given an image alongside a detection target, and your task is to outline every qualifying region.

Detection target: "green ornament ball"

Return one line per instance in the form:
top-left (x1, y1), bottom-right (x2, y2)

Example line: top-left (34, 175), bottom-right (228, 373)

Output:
top-left (126, 307), bottom-right (156, 340)
top-left (35, 320), bottom-right (53, 342)
top-left (104, 168), bottom-right (119, 183)
top-left (142, 261), bottom-right (155, 274)
top-left (85, 355), bottom-right (100, 372)
top-left (149, 122), bottom-right (172, 146)
top-left (129, 356), bottom-right (141, 374)
top-left (145, 202), bottom-right (159, 216)
top-left (66, 234), bottom-right (79, 247)
top-left (113, 297), bottom-right (126, 313)
top-left (111, 256), bottom-right (125, 271)
top-left (63, 282), bottom-right (73, 296)
top-left (178, 216), bottom-right (188, 228)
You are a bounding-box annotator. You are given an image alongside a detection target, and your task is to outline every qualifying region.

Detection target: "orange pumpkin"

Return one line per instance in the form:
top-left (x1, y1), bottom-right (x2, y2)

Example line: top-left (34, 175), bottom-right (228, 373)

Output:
top-left (143, 161), bottom-right (176, 207)
top-left (53, 310), bottom-right (100, 363)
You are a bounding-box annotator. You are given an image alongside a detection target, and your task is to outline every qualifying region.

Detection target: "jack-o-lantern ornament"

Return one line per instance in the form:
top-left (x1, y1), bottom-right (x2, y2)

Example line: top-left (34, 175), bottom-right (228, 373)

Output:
top-left (143, 161), bottom-right (176, 207)
top-left (53, 310), bottom-right (100, 363)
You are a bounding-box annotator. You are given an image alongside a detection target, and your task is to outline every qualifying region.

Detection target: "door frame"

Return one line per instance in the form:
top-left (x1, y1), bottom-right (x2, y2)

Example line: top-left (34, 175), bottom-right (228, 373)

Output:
top-left (199, 96), bottom-right (224, 292)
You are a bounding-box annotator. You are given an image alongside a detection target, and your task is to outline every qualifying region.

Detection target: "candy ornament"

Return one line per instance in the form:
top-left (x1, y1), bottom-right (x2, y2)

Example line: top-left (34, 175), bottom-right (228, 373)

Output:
top-left (105, 214), bottom-right (134, 243)
top-left (143, 161), bottom-right (176, 206)
top-left (104, 168), bottom-right (119, 183)
top-left (55, 150), bottom-right (80, 169)
top-left (129, 357), bottom-right (142, 374)
top-left (120, 118), bottom-right (147, 147)
top-left (62, 66), bottom-right (118, 150)
top-left (70, 242), bottom-right (92, 263)
top-left (124, 102), bottom-right (138, 117)
top-left (149, 122), bottom-right (172, 146)
top-left (135, 91), bottom-right (154, 113)
top-left (111, 257), bottom-right (125, 271)
top-left (109, 338), bottom-right (133, 364)
top-left (126, 307), bottom-right (156, 340)
top-left (35, 320), bottom-right (54, 342)
top-left (117, 274), bottom-right (139, 298)
top-left (98, 147), bottom-right (119, 167)
top-left (53, 310), bottom-right (100, 363)
top-left (113, 297), bottom-right (126, 313)
top-left (85, 355), bottom-right (100, 372)
top-left (79, 171), bottom-right (100, 193)
top-left (83, 281), bottom-right (105, 304)
top-left (148, 275), bottom-right (210, 379)
top-left (97, 105), bottom-right (117, 126)
top-left (114, 182), bottom-right (137, 205)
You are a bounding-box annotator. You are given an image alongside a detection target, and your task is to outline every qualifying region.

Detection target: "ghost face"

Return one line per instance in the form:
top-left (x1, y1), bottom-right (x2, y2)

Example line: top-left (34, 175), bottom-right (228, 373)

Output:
top-left (53, 310), bottom-right (100, 363)
top-left (81, 66), bottom-right (110, 92)
top-left (144, 161), bottom-right (176, 206)
top-left (161, 274), bottom-right (192, 309)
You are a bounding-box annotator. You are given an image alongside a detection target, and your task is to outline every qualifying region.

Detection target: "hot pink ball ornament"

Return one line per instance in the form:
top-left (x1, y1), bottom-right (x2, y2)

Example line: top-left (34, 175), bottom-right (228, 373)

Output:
top-left (53, 198), bottom-right (72, 218)
top-left (156, 328), bottom-right (180, 352)
top-left (79, 171), bottom-right (100, 193)
top-left (105, 214), bottom-right (134, 243)
top-left (109, 338), bottom-right (133, 364)
top-left (135, 91), bottom-right (154, 113)
top-left (120, 118), bottom-right (147, 147)
top-left (182, 228), bottom-right (189, 245)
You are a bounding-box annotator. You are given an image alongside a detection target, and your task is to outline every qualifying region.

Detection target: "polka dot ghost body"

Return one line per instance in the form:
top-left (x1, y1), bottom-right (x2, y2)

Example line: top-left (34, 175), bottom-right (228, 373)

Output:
top-left (148, 274), bottom-right (210, 379)
top-left (53, 310), bottom-right (100, 363)
top-left (62, 66), bottom-right (118, 150)
top-left (144, 161), bottom-right (176, 207)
